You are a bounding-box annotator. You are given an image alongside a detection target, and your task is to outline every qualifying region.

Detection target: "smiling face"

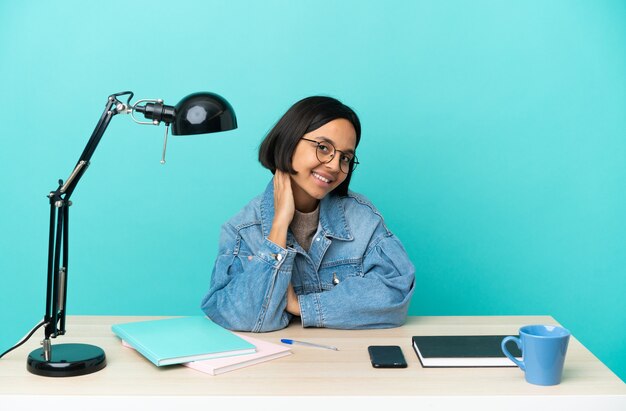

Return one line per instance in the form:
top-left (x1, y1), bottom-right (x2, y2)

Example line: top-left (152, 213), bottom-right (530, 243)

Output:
top-left (289, 118), bottom-right (357, 212)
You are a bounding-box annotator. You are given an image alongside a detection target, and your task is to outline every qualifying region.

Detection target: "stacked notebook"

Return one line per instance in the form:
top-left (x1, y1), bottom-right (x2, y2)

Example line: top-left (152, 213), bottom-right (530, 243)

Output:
top-left (112, 316), bottom-right (291, 373)
top-left (122, 334), bottom-right (291, 375)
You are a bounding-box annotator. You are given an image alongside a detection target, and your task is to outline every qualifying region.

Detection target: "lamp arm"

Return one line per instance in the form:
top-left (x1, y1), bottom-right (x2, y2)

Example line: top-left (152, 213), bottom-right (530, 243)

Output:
top-left (42, 92), bottom-right (132, 345)
top-left (62, 92), bottom-right (133, 199)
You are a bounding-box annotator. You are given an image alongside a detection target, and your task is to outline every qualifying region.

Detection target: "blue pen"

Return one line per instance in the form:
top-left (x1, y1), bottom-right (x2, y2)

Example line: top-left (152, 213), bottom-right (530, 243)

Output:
top-left (281, 338), bottom-right (339, 351)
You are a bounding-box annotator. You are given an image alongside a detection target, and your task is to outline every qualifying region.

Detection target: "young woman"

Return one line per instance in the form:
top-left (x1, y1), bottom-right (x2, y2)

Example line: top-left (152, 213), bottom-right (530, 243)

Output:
top-left (201, 96), bottom-right (415, 332)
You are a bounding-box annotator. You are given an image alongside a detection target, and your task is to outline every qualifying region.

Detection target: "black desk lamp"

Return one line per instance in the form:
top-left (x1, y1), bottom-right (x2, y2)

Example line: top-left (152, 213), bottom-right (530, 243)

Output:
top-left (25, 91), bottom-right (237, 377)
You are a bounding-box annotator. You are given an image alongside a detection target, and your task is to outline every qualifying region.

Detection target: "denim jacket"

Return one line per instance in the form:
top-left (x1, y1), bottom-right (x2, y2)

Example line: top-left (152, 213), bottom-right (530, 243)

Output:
top-left (200, 179), bottom-right (415, 332)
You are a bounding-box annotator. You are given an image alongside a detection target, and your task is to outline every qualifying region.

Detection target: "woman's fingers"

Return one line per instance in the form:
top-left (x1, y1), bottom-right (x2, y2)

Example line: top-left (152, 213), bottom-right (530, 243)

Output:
top-left (273, 171), bottom-right (295, 226)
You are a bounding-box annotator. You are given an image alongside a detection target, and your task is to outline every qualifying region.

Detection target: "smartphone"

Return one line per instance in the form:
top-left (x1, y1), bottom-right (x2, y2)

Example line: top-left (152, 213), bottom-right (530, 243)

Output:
top-left (368, 345), bottom-right (408, 368)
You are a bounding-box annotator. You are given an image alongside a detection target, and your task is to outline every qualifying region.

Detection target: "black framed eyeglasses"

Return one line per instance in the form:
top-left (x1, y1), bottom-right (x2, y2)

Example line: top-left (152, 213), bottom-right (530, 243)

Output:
top-left (301, 137), bottom-right (359, 174)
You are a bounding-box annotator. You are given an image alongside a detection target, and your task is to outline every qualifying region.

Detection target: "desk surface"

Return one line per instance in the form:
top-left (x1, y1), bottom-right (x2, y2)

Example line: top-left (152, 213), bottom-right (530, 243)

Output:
top-left (1, 315), bottom-right (624, 408)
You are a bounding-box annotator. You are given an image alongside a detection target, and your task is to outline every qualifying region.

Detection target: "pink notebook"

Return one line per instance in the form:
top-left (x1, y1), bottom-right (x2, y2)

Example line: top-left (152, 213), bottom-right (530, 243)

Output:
top-left (122, 333), bottom-right (291, 375)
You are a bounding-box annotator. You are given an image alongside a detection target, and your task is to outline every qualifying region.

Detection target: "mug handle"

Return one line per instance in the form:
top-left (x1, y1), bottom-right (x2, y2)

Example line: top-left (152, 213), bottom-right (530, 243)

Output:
top-left (501, 336), bottom-right (525, 371)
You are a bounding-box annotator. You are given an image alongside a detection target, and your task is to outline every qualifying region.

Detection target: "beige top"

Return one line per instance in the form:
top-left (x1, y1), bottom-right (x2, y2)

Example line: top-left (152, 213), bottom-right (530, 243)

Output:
top-left (290, 204), bottom-right (320, 251)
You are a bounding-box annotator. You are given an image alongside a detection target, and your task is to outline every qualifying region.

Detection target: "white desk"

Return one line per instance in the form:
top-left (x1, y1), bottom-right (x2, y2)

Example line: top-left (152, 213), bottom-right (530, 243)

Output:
top-left (1, 315), bottom-right (624, 410)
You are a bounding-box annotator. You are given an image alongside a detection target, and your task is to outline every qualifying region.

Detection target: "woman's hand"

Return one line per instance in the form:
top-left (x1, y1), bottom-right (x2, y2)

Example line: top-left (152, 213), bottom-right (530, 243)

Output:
top-left (268, 171), bottom-right (295, 248)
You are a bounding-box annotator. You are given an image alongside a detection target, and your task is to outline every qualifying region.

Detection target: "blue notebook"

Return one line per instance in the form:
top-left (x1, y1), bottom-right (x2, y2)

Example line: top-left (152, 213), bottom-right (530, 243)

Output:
top-left (111, 316), bottom-right (256, 366)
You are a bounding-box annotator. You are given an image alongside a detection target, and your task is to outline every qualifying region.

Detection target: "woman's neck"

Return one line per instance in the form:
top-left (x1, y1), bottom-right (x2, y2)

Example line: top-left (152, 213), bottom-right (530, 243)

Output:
top-left (291, 184), bottom-right (320, 213)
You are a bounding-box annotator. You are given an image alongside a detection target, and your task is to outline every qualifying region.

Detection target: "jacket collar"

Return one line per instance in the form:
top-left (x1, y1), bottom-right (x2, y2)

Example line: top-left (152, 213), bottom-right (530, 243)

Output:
top-left (260, 177), bottom-right (353, 241)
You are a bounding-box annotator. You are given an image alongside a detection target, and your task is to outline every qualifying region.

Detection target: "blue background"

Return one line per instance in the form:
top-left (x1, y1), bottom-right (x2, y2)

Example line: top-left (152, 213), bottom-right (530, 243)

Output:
top-left (1, 0), bottom-right (624, 381)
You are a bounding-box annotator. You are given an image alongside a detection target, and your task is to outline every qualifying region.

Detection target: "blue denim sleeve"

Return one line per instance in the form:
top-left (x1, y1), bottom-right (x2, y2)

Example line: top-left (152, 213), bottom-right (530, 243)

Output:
top-left (298, 234), bottom-right (415, 329)
top-left (200, 223), bottom-right (297, 332)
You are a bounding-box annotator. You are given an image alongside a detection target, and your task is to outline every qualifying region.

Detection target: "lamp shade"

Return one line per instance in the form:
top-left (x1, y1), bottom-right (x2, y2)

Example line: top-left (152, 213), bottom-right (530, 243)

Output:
top-left (172, 92), bottom-right (237, 135)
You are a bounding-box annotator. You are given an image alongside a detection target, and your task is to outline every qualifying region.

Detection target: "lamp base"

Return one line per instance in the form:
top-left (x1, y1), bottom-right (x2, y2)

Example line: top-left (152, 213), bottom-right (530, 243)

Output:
top-left (27, 343), bottom-right (106, 377)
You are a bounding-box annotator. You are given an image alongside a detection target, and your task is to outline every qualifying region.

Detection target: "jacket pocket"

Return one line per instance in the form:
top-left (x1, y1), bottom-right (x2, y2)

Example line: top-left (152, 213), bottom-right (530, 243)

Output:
top-left (318, 259), bottom-right (363, 290)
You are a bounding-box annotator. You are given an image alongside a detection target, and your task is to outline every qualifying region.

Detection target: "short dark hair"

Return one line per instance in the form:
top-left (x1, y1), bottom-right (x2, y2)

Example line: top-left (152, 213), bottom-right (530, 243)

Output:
top-left (258, 96), bottom-right (361, 196)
